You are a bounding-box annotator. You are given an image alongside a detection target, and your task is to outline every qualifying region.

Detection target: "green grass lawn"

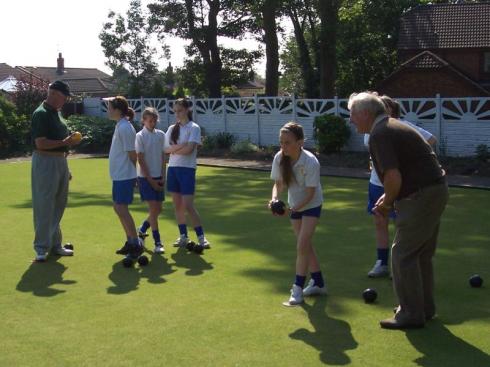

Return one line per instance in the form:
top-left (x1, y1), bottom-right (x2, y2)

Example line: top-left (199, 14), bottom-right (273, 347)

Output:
top-left (0, 158), bottom-right (489, 367)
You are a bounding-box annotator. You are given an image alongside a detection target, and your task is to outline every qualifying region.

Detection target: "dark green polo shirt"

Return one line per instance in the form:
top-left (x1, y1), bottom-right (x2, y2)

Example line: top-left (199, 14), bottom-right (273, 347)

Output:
top-left (369, 116), bottom-right (445, 200)
top-left (31, 102), bottom-right (69, 152)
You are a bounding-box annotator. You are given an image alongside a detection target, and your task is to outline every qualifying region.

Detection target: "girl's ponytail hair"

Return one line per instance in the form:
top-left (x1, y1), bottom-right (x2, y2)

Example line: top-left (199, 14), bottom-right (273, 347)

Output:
top-left (279, 122), bottom-right (304, 187)
top-left (109, 96), bottom-right (134, 121)
top-left (126, 107), bottom-right (135, 122)
top-left (171, 98), bottom-right (193, 144)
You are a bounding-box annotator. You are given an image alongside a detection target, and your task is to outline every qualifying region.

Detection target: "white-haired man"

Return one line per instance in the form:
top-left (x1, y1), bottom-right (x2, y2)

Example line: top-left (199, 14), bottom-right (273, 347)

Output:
top-left (349, 92), bottom-right (448, 330)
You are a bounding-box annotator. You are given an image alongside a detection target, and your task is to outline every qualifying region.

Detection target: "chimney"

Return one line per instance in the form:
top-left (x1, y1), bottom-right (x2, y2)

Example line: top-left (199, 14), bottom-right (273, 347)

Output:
top-left (57, 53), bottom-right (64, 75)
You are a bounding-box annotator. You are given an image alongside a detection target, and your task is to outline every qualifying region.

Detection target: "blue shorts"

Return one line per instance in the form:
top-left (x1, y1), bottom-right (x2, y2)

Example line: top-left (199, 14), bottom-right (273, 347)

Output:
top-left (138, 176), bottom-right (165, 202)
top-left (112, 178), bottom-right (136, 205)
top-left (367, 182), bottom-right (396, 219)
top-left (290, 205), bottom-right (322, 220)
top-left (167, 167), bottom-right (196, 195)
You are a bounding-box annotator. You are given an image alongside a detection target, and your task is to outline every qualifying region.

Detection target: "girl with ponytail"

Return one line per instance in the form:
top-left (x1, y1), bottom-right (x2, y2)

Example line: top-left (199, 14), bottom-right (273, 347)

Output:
top-left (269, 122), bottom-right (326, 306)
top-left (164, 98), bottom-right (211, 250)
top-left (105, 96), bottom-right (144, 259)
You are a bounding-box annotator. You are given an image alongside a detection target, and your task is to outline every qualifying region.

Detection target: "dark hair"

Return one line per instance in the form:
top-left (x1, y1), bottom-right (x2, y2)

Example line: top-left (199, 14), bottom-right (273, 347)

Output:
top-left (142, 107), bottom-right (159, 122)
top-left (170, 98), bottom-right (193, 144)
top-left (109, 96), bottom-right (135, 121)
top-left (279, 122), bottom-right (304, 187)
top-left (380, 95), bottom-right (401, 118)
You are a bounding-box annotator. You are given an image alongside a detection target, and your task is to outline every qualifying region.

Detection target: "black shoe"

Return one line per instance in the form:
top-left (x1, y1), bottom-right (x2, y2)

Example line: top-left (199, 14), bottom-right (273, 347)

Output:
top-left (128, 242), bottom-right (144, 258)
top-left (116, 241), bottom-right (131, 255)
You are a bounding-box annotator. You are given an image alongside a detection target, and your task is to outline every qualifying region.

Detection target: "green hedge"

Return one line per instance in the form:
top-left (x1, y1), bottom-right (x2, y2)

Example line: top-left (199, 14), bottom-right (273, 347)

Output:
top-left (0, 96), bottom-right (31, 157)
top-left (66, 115), bottom-right (129, 153)
top-left (313, 114), bottom-right (351, 154)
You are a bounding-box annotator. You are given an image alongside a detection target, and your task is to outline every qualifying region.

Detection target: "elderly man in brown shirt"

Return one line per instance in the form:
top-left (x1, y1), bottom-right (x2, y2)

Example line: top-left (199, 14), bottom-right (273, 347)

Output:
top-left (349, 92), bottom-right (449, 329)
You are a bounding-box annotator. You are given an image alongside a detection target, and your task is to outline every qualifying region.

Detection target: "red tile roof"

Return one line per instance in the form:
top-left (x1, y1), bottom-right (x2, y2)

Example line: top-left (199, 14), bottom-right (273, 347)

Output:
top-left (399, 2), bottom-right (490, 50)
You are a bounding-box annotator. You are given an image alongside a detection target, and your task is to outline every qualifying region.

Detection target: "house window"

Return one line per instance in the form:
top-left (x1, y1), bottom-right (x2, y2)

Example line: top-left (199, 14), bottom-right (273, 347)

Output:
top-left (485, 52), bottom-right (490, 73)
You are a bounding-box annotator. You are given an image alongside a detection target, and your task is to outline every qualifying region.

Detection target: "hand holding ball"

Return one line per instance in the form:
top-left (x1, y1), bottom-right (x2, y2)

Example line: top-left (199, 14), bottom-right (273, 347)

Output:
top-left (270, 200), bottom-right (286, 216)
top-left (70, 131), bottom-right (83, 145)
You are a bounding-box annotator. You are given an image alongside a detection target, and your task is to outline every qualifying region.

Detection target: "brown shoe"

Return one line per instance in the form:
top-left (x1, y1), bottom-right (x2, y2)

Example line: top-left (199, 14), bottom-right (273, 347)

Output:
top-left (380, 317), bottom-right (424, 330)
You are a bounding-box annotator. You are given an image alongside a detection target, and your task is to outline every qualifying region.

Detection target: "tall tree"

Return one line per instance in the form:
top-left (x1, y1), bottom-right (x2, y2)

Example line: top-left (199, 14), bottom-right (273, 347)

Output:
top-left (99, 0), bottom-right (162, 97)
top-left (317, 0), bottom-right (340, 98)
top-left (261, 0), bottom-right (281, 96)
top-left (284, 0), bottom-right (319, 97)
top-left (148, 0), bottom-right (254, 97)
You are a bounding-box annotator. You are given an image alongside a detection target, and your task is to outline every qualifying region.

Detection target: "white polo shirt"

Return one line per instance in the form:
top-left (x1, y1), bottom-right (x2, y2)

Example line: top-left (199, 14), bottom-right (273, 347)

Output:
top-left (136, 127), bottom-right (166, 178)
top-left (165, 121), bottom-right (201, 169)
top-left (364, 119), bottom-right (434, 187)
top-left (109, 118), bottom-right (137, 181)
top-left (271, 149), bottom-right (323, 211)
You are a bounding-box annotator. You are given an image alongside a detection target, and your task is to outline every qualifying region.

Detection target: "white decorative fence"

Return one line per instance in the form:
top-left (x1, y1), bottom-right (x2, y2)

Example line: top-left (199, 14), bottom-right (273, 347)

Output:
top-left (83, 95), bottom-right (490, 157)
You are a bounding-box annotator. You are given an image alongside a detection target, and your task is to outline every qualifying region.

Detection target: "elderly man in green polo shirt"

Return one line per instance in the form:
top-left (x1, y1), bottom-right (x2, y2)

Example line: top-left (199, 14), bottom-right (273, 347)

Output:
top-left (31, 80), bottom-right (81, 262)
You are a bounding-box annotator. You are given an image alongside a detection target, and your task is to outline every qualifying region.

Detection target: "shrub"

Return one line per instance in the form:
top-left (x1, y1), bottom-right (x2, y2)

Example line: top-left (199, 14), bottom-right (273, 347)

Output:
top-left (0, 95), bottom-right (31, 156)
top-left (214, 132), bottom-right (237, 149)
top-left (475, 144), bottom-right (490, 162)
top-left (66, 115), bottom-right (119, 153)
top-left (230, 140), bottom-right (259, 154)
top-left (201, 135), bottom-right (217, 151)
top-left (313, 114), bottom-right (351, 154)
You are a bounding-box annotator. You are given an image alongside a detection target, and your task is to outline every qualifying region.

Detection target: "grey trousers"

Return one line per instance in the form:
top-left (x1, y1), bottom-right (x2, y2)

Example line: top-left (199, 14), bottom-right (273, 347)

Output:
top-left (392, 183), bottom-right (449, 324)
top-left (31, 152), bottom-right (70, 255)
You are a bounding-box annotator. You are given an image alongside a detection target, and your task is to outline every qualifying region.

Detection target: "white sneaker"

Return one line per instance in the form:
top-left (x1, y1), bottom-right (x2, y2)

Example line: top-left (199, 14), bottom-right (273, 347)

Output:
top-left (282, 284), bottom-right (304, 307)
top-left (154, 243), bottom-right (165, 254)
top-left (173, 236), bottom-right (188, 248)
top-left (198, 237), bottom-right (211, 249)
top-left (34, 253), bottom-right (47, 262)
top-left (52, 247), bottom-right (74, 256)
top-left (303, 279), bottom-right (328, 297)
top-left (368, 260), bottom-right (389, 278)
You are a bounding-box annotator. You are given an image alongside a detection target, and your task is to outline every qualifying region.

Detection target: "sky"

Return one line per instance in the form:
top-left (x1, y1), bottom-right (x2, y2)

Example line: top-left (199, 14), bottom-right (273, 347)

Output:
top-left (0, 0), bottom-right (281, 77)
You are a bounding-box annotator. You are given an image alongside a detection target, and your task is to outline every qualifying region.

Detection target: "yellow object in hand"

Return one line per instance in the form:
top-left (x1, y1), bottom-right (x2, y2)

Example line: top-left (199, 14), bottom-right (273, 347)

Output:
top-left (71, 131), bottom-right (82, 143)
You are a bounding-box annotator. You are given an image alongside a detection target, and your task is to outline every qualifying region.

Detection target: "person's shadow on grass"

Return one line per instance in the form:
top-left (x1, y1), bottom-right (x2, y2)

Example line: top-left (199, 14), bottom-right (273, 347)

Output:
top-left (16, 257), bottom-right (76, 297)
top-left (289, 297), bottom-right (358, 365)
top-left (140, 252), bottom-right (177, 284)
top-left (405, 319), bottom-right (490, 367)
top-left (107, 252), bottom-right (177, 294)
top-left (171, 247), bottom-right (214, 276)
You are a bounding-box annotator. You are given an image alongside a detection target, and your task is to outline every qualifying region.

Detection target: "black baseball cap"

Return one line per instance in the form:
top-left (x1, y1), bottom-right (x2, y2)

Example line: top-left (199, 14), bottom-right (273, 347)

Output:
top-left (49, 80), bottom-right (72, 97)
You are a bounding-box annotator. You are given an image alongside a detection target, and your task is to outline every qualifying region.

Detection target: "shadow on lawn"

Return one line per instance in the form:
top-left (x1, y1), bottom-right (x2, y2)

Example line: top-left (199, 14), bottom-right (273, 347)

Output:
top-left (107, 248), bottom-right (213, 294)
top-left (16, 257), bottom-right (76, 297)
top-left (405, 319), bottom-right (490, 367)
top-left (290, 297), bottom-right (358, 365)
top-left (171, 247), bottom-right (214, 276)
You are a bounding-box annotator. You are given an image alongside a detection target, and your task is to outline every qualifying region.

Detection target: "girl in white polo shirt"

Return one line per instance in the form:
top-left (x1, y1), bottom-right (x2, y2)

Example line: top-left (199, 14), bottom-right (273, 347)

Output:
top-left (269, 122), bottom-right (326, 306)
top-left (136, 107), bottom-right (166, 254)
top-left (165, 98), bottom-right (210, 250)
top-left (106, 96), bottom-right (144, 259)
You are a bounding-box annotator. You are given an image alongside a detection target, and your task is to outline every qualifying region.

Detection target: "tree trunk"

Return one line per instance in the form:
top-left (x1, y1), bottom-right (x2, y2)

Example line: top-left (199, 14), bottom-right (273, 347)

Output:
top-left (205, 1), bottom-right (222, 97)
top-left (289, 9), bottom-right (318, 98)
top-left (317, 0), bottom-right (339, 98)
top-left (262, 0), bottom-right (279, 96)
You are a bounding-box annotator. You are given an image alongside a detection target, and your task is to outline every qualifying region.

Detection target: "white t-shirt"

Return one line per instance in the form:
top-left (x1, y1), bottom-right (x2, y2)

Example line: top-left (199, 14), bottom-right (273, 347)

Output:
top-left (109, 118), bottom-right (137, 181)
top-left (135, 127), bottom-right (166, 178)
top-left (271, 149), bottom-right (323, 211)
top-left (364, 119), bottom-right (434, 187)
top-left (165, 121), bottom-right (201, 169)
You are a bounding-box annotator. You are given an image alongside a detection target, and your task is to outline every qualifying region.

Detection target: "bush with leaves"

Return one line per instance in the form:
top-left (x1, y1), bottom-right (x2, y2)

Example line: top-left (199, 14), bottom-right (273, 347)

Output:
top-left (0, 95), bottom-right (31, 157)
top-left (214, 132), bottom-right (237, 149)
top-left (230, 140), bottom-right (259, 154)
top-left (475, 144), bottom-right (490, 162)
top-left (313, 114), bottom-right (351, 154)
top-left (66, 115), bottom-right (123, 153)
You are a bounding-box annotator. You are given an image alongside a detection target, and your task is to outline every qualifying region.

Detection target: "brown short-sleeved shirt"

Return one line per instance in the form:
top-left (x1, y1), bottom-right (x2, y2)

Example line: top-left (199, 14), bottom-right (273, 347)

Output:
top-left (369, 116), bottom-right (444, 199)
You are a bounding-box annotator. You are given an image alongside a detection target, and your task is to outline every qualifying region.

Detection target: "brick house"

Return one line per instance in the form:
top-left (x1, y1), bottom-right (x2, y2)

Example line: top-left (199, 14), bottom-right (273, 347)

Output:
top-left (378, 2), bottom-right (490, 97)
top-left (0, 53), bottom-right (113, 97)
